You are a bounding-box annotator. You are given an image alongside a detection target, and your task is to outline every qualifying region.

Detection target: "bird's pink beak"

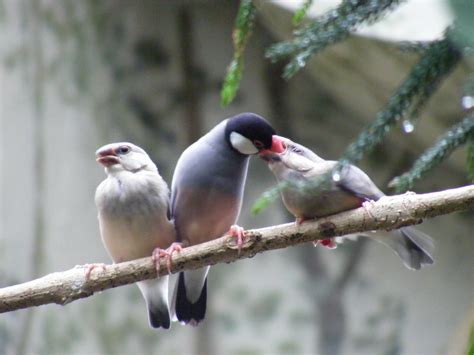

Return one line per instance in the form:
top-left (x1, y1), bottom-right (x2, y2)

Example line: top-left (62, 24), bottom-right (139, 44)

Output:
top-left (96, 147), bottom-right (120, 167)
top-left (258, 135), bottom-right (286, 157)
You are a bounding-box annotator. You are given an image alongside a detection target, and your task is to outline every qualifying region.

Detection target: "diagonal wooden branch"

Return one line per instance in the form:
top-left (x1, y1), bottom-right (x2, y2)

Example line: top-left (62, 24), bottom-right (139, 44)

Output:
top-left (1, 185), bottom-right (473, 314)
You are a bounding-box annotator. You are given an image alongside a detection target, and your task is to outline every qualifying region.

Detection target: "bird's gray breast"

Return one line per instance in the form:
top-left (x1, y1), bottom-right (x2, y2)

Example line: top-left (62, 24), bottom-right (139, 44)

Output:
top-left (96, 174), bottom-right (168, 218)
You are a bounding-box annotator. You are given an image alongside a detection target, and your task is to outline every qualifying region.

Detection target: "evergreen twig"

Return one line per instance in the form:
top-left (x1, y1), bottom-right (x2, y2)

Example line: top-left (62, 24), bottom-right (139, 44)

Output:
top-left (340, 34), bottom-right (461, 167)
top-left (220, 0), bottom-right (257, 106)
top-left (467, 139), bottom-right (474, 182)
top-left (389, 116), bottom-right (474, 192)
top-left (292, 0), bottom-right (314, 26)
top-left (266, 0), bottom-right (404, 79)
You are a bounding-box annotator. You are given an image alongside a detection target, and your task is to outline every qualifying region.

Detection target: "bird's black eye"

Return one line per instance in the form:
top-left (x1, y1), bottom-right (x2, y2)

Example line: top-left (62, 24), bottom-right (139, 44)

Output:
top-left (291, 146), bottom-right (302, 154)
top-left (116, 145), bottom-right (131, 155)
top-left (253, 140), bottom-right (264, 149)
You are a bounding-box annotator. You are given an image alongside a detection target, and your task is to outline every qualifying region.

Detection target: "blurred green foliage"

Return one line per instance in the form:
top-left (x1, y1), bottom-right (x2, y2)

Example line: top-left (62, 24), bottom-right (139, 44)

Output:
top-left (468, 140), bottom-right (474, 182)
top-left (292, 0), bottom-right (313, 26)
top-left (221, 0), bottom-right (256, 107)
top-left (390, 116), bottom-right (474, 192)
top-left (467, 320), bottom-right (474, 355)
top-left (266, 0), bottom-right (403, 79)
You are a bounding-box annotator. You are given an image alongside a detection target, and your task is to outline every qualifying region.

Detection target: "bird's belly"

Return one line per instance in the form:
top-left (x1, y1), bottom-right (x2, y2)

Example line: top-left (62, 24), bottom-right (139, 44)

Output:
top-left (99, 213), bottom-right (174, 263)
top-left (174, 188), bottom-right (240, 246)
top-left (282, 188), bottom-right (362, 219)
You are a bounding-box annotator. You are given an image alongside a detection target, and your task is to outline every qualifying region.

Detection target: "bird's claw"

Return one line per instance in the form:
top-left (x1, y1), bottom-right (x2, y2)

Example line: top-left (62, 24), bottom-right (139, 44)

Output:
top-left (83, 263), bottom-right (107, 280)
top-left (295, 217), bottom-right (306, 226)
top-left (152, 242), bottom-right (183, 274)
top-left (229, 225), bottom-right (245, 255)
top-left (313, 239), bottom-right (338, 249)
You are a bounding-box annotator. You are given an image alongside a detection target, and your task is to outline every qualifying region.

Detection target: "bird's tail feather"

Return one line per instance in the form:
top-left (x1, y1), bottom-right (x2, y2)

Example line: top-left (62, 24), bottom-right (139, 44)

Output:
top-left (172, 267), bottom-right (209, 325)
top-left (398, 226), bottom-right (435, 269)
top-left (137, 278), bottom-right (171, 329)
top-left (367, 227), bottom-right (435, 270)
top-left (148, 305), bottom-right (171, 329)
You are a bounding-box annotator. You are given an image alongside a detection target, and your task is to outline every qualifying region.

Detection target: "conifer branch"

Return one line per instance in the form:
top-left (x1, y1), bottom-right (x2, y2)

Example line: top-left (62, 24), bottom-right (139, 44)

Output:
top-left (220, 0), bottom-right (257, 106)
top-left (390, 116), bottom-right (474, 192)
top-left (1, 185), bottom-right (473, 314)
top-left (340, 34), bottom-right (461, 166)
top-left (266, 0), bottom-right (404, 78)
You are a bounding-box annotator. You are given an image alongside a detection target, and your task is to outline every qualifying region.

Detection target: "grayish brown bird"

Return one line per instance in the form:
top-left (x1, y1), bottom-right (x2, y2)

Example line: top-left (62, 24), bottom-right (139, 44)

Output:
top-left (260, 136), bottom-right (434, 270)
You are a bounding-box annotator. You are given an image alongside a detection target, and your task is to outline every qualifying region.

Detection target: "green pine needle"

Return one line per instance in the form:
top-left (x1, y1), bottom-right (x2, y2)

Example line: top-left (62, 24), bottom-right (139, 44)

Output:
top-left (293, 0), bottom-right (314, 26)
top-left (220, 0), bottom-right (256, 107)
top-left (341, 34), bottom-right (461, 165)
top-left (221, 59), bottom-right (243, 107)
top-left (467, 139), bottom-right (474, 182)
top-left (251, 171), bottom-right (335, 215)
top-left (251, 181), bottom-right (289, 216)
top-left (266, 0), bottom-right (404, 79)
top-left (467, 321), bottom-right (474, 355)
top-left (389, 116), bottom-right (474, 192)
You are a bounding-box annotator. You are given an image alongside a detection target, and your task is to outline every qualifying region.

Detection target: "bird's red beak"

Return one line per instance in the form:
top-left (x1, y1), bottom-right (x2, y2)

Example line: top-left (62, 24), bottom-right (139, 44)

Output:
top-left (258, 135), bottom-right (286, 157)
top-left (96, 147), bottom-right (120, 167)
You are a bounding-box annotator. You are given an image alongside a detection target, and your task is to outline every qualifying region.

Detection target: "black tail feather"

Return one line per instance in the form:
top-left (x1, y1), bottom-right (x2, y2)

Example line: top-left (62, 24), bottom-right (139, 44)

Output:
top-left (175, 272), bottom-right (207, 325)
top-left (148, 305), bottom-right (171, 329)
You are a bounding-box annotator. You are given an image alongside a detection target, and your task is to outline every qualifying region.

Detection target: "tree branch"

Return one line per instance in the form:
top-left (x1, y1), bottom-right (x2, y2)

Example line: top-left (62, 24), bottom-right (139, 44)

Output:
top-left (1, 185), bottom-right (473, 314)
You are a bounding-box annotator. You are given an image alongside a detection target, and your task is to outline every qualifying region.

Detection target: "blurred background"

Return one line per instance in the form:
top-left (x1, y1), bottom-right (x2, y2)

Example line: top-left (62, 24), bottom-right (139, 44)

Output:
top-left (1, 1), bottom-right (473, 354)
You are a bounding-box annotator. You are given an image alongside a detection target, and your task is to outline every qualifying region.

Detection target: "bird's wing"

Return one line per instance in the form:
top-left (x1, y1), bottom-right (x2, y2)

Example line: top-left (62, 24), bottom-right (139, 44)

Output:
top-left (337, 164), bottom-right (385, 201)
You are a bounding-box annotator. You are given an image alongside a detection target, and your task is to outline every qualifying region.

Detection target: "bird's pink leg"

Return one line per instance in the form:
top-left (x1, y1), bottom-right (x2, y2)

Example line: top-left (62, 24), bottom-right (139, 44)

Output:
top-left (229, 224), bottom-right (245, 254)
top-left (84, 263), bottom-right (107, 280)
top-left (152, 242), bottom-right (183, 274)
top-left (295, 217), bottom-right (307, 226)
top-left (296, 218), bottom-right (337, 249)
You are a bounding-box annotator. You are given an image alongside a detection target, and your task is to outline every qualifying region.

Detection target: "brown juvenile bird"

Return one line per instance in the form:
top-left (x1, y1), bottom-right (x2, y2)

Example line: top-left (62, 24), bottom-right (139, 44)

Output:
top-left (260, 136), bottom-right (434, 270)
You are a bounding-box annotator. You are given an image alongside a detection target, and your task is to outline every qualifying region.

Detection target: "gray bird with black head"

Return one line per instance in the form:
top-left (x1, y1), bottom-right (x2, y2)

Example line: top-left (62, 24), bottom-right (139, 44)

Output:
top-left (170, 113), bottom-right (283, 325)
top-left (260, 136), bottom-right (434, 270)
top-left (95, 142), bottom-right (178, 329)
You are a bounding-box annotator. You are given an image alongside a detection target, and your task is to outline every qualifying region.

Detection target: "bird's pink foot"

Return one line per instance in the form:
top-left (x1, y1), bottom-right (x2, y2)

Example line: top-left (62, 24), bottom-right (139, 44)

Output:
top-left (313, 239), bottom-right (338, 249)
top-left (295, 217), bottom-right (307, 226)
top-left (152, 242), bottom-right (183, 274)
top-left (84, 263), bottom-right (107, 280)
top-left (229, 224), bottom-right (245, 254)
top-left (295, 216), bottom-right (317, 226)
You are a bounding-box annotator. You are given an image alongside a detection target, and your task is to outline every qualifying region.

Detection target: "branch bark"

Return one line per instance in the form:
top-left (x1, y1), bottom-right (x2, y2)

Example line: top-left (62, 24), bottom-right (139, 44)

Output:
top-left (1, 185), bottom-right (473, 314)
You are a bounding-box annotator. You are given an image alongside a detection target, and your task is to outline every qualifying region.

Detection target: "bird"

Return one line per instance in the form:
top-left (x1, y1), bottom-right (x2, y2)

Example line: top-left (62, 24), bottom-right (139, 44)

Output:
top-left (259, 136), bottom-right (434, 270)
top-left (170, 112), bottom-right (283, 325)
top-left (94, 142), bottom-right (180, 329)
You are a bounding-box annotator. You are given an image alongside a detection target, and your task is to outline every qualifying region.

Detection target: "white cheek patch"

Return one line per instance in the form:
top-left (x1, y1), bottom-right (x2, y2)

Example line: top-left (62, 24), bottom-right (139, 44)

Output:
top-left (229, 132), bottom-right (258, 155)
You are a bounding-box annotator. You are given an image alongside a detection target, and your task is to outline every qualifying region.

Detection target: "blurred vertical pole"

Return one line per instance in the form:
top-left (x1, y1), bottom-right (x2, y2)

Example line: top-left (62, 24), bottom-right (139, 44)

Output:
top-left (177, 5), bottom-right (213, 355)
top-left (178, 4), bottom-right (202, 146)
top-left (14, 0), bottom-right (46, 354)
top-left (261, 35), bottom-right (293, 138)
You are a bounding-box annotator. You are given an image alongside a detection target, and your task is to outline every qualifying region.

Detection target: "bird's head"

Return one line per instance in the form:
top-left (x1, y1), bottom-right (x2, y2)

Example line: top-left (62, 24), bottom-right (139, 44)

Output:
top-left (95, 142), bottom-right (156, 175)
top-left (224, 113), bottom-right (284, 155)
top-left (259, 136), bottom-right (323, 168)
